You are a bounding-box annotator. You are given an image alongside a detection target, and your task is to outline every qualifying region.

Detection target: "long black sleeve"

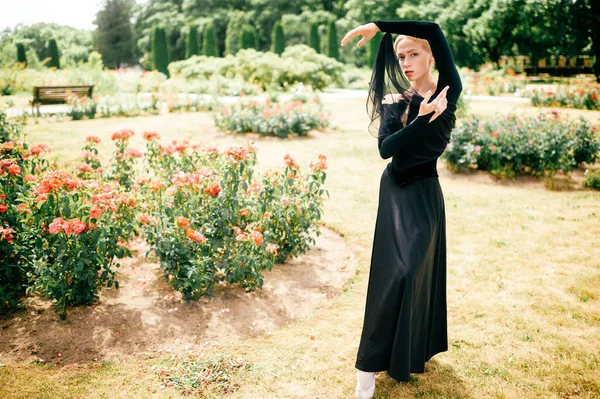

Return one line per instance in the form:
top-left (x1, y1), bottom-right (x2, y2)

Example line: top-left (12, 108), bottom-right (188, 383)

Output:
top-left (371, 20), bottom-right (463, 104)
top-left (378, 106), bottom-right (438, 159)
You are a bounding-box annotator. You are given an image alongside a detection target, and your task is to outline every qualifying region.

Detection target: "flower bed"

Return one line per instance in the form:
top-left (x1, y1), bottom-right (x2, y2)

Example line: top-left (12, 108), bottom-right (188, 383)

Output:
top-left (140, 133), bottom-right (328, 300)
top-left (525, 80), bottom-right (600, 110)
top-left (443, 111), bottom-right (600, 179)
top-left (459, 66), bottom-right (529, 96)
top-left (1, 127), bottom-right (328, 317)
top-left (214, 97), bottom-right (330, 138)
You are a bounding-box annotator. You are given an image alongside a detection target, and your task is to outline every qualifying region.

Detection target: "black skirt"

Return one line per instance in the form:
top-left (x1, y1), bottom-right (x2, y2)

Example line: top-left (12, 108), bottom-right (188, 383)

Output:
top-left (355, 167), bottom-right (448, 382)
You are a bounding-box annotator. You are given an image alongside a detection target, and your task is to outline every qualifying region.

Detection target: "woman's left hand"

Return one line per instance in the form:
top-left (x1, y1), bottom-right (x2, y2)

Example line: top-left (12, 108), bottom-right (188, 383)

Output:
top-left (419, 86), bottom-right (449, 123)
top-left (340, 23), bottom-right (380, 48)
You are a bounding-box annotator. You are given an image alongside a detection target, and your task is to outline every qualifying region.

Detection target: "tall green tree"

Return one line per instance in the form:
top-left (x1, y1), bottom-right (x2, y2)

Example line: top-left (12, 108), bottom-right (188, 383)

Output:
top-left (271, 21), bottom-right (286, 55)
top-left (93, 0), bottom-right (136, 69)
top-left (225, 10), bottom-right (248, 55)
top-left (326, 19), bottom-right (339, 60)
top-left (151, 26), bottom-right (170, 76)
top-left (240, 24), bottom-right (259, 50)
top-left (16, 43), bottom-right (27, 66)
top-left (185, 25), bottom-right (200, 58)
top-left (203, 22), bottom-right (218, 57)
top-left (46, 39), bottom-right (60, 69)
top-left (308, 21), bottom-right (320, 53)
top-left (132, 0), bottom-right (186, 68)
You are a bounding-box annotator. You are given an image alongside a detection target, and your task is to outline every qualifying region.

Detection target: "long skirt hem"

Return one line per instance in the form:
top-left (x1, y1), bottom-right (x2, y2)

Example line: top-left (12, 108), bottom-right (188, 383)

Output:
top-left (355, 168), bottom-right (448, 383)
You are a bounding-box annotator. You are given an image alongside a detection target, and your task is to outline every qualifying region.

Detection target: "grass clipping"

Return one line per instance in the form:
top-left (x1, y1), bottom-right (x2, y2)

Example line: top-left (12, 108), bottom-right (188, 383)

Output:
top-left (157, 354), bottom-right (251, 396)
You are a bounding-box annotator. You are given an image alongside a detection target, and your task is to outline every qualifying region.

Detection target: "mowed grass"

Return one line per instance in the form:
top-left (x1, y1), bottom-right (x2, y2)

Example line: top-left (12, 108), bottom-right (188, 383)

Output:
top-left (1, 97), bottom-right (599, 399)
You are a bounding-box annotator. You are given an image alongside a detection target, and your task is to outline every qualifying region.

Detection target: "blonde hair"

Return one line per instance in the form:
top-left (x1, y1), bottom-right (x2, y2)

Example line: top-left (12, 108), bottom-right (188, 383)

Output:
top-left (394, 35), bottom-right (435, 68)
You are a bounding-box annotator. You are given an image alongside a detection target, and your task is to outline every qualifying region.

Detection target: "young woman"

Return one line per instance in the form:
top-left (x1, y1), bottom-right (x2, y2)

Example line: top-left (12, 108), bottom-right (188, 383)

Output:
top-left (340, 20), bottom-right (463, 398)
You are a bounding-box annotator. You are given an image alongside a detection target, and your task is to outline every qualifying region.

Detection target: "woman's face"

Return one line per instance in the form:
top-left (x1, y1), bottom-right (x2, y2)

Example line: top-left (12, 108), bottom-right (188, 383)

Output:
top-left (395, 38), bottom-right (432, 82)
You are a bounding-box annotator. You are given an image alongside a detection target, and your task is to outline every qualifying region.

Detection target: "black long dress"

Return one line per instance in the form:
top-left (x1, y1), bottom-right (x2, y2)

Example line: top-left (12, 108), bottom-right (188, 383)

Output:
top-left (355, 20), bottom-right (463, 383)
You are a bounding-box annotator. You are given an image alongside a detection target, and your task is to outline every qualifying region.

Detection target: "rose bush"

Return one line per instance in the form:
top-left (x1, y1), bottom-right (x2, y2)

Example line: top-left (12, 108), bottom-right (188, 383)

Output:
top-left (2, 128), bottom-right (329, 317)
top-left (443, 111), bottom-right (600, 179)
top-left (1, 134), bottom-right (137, 318)
top-left (214, 98), bottom-right (330, 138)
top-left (139, 134), bottom-right (328, 301)
top-left (526, 80), bottom-right (600, 110)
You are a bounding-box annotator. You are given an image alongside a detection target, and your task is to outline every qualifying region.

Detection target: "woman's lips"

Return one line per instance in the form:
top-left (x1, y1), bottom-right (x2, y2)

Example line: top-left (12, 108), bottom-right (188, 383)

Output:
top-left (405, 71), bottom-right (413, 75)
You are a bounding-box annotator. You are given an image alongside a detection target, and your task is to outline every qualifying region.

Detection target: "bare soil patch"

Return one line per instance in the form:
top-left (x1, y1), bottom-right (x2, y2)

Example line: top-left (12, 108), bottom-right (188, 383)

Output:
top-left (0, 226), bottom-right (354, 367)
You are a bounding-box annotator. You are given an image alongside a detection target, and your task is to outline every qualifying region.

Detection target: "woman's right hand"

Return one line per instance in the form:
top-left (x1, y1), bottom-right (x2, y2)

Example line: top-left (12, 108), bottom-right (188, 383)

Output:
top-left (340, 23), bottom-right (380, 48)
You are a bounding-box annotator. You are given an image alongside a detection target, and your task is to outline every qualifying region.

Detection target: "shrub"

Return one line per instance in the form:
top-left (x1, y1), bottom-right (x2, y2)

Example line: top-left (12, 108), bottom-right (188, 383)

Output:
top-left (203, 22), bottom-right (218, 57)
top-left (308, 21), bottom-right (320, 53)
top-left (140, 138), bottom-right (329, 301)
top-left (584, 170), bottom-right (600, 191)
top-left (66, 94), bottom-right (97, 121)
top-left (443, 111), bottom-right (600, 179)
top-left (240, 25), bottom-right (259, 51)
top-left (46, 39), bottom-right (61, 69)
top-left (0, 111), bottom-right (23, 143)
top-left (1, 129), bottom-right (330, 317)
top-left (169, 45), bottom-right (344, 91)
top-left (152, 26), bottom-right (170, 77)
top-left (279, 45), bottom-right (344, 90)
top-left (185, 25), bottom-right (200, 59)
top-left (271, 21), bottom-right (286, 55)
top-left (0, 141), bottom-right (48, 314)
top-left (1, 135), bottom-right (138, 318)
top-left (225, 10), bottom-right (247, 56)
top-left (214, 98), bottom-right (330, 138)
top-left (526, 82), bottom-right (600, 111)
top-left (16, 43), bottom-right (27, 67)
top-left (326, 20), bottom-right (339, 61)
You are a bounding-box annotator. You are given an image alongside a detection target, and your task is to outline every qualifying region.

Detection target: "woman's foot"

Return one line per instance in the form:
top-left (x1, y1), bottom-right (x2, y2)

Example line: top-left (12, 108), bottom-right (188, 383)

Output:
top-left (356, 369), bottom-right (376, 399)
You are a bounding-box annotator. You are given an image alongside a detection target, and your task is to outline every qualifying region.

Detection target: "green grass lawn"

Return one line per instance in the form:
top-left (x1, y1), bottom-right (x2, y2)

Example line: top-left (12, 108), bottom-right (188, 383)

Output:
top-left (1, 97), bottom-right (599, 398)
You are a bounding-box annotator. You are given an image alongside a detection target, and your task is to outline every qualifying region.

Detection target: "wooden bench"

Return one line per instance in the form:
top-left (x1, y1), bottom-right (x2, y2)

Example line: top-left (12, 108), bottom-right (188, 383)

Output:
top-left (30, 85), bottom-right (94, 114)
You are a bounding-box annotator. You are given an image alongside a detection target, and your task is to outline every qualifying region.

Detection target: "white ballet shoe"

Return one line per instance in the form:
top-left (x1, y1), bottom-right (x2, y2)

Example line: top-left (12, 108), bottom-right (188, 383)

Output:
top-left (355, 370), bottom-right (375, 399)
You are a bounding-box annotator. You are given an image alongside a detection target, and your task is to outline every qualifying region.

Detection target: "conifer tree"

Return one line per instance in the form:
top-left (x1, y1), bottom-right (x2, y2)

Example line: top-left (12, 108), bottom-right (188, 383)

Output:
top-left (151, 26), bottom-right (170, 77)
top-left (271, 21), bottom-right (285, 55)
top-left (93, 0), bottom-right (135, 69)
top-left (308, 22), bottom-right (320, 53)
top-left (203, 22), bottom-right (218, 57)
top-left (46, 39), bottom-right (60, 69)
top-left (240, 24), bottom-right (259, 50)
top-left (224, 11), bottom-right (245, 56)
top-left (185, 25), bottom-right (200, 59)
top-left (326, 19), bottom-right (339, 60)
top-left (16, 43), bottom-right (27, 66)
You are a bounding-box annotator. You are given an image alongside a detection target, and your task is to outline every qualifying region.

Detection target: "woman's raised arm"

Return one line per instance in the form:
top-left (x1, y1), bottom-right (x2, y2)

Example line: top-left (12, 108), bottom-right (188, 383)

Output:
top-left (371, 20), bottom-right (462, 104)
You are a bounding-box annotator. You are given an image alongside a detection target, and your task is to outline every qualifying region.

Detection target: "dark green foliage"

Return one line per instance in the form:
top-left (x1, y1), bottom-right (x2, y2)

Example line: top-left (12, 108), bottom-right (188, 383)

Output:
top-left (152, 26), bottom-right (170, 77)
top-left (240, 24), bottom-right (259, 51)
top-left (0, 23), bottom-right (92, 68)
top-left (203, 22), bottom-right (218, 57)
top-left (185, 25), bottom-right (200, 58)
top-left (271, 21), bottom-right (286, 55)
top-left (368, 31), bottom-right (382, 68)
top-left (308, 21), bottom-right (320, 54)
top-left (326, 19), bottom-right (339, 60)
top-left (443, 113), bottom-right (600, 178)
top-left (93, 0), bottom-right (136, 69)
top-left (584, 171), bottom-right (600, 190)
top-left (16, 43), bottom-right (27, 66)
top-left (46, 39), bottom-right (60, 69)
top-left (225, 10), bottom-right (247, 56)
